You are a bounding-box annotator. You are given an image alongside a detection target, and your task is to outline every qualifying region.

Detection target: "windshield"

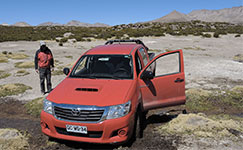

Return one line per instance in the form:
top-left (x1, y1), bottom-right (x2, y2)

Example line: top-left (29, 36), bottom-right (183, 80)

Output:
top-left (70, 55), bottom-right (133, 79)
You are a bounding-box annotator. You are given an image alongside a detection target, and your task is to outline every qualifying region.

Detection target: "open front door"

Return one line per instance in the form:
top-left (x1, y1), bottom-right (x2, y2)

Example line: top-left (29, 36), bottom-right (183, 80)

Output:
top-left (138, 49), bottom-right (186, 111)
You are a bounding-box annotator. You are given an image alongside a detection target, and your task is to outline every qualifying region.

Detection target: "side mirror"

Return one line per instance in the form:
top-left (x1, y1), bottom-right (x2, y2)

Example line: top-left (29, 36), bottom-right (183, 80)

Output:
top-left (63, 68), bottom-right (70, 76)
top-left (141, 71), bottom-right (154, 80)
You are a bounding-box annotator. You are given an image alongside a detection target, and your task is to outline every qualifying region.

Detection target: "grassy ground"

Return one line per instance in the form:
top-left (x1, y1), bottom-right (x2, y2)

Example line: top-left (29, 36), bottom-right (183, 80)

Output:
top-left (14, 62), bottom-right (35, 69)
top-left (24, 97), bottom-right (44, 117)
top-left (185, 86), bottom-right (243, 114)
top-left (0, 70), bottom-right (11, 79)
top-left (0, 83), bottom-right (32, 97)
top-left (0, 128), bottom-right (29, 150)
top-left (15, 70), bottom-right (30, 77)
top-left (233, 54), bottom-right (243, 62)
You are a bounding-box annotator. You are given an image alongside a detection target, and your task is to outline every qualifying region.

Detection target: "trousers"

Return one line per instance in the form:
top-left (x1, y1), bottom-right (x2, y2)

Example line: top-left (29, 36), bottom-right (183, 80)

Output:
top-left (39, 67), bottom-right (52, 93)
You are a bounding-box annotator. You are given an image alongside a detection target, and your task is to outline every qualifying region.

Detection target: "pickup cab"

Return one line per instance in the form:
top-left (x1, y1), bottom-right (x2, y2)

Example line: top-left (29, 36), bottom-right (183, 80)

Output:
top-left (40, 39), bottom-right (186, 144)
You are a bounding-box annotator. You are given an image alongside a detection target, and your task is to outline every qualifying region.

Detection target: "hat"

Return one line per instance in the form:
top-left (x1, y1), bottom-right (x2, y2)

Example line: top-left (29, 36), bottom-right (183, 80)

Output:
top-left (40, 41), bottom-right (46, 46)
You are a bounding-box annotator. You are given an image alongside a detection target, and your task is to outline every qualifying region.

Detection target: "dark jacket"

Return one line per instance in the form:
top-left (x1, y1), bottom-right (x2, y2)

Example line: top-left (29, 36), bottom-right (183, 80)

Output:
top-left (35, 47), bottom-right (54, 69)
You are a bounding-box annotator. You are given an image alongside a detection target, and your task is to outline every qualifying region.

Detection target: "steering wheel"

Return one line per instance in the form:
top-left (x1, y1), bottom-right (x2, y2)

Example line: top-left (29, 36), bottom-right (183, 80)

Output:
top-left (114, 68), bottom-right (130, 74)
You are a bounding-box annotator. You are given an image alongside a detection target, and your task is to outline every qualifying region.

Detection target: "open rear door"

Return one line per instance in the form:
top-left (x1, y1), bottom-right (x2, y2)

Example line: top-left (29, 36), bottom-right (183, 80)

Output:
top-left (138, 49), bottom-right (186, 111)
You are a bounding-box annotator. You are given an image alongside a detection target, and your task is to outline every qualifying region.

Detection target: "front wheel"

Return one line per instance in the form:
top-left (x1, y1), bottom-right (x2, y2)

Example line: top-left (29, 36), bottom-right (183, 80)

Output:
top-left (135, 109), bottom-right (145, 139)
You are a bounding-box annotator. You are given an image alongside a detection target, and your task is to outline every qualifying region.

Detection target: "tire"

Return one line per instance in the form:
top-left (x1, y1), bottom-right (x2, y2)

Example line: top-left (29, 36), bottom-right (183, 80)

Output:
top-left (135, 109), bottom-right (144, 139)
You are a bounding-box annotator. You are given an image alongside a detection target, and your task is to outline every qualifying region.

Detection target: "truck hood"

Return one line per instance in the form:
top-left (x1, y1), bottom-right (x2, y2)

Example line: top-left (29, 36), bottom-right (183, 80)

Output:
top-left (47, 78), bottom-right (135, 106)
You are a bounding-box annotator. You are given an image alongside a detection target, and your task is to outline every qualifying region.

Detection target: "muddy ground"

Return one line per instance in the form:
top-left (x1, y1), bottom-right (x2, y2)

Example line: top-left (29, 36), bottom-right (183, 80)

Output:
top-left (0, 97), bottom-right (182, 150)
top-left (1, 97), bottom-right (242, 150)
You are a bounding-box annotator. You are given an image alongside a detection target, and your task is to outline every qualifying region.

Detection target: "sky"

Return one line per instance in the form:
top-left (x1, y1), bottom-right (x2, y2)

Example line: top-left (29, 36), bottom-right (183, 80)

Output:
top-left (0, 0), bottom-right (242, 26)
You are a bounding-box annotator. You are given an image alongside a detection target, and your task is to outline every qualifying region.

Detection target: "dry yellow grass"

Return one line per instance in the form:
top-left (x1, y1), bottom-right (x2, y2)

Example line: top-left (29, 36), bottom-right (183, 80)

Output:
top-left (0, 70), bottom-right (11, 79)
top-left (156, 113), bottom-right (243, 138)
top-left (15, 62), bottom-right (34, 68)
top-left (8, 53), bottom-right (29, 59)
top-left (0, 53), bottom-right (28, 60)
top-left (24, 97), bottom-right (44, 117)
top-left (0, 128), bottom-right (29, 150)
top-left (15, 70), bottom-right (30, 76)
top-left (0, 83), bottom-right (32, 97)
top-left (0, 55), bottom-right (8, 63)
top-left (233, 54), bottom-right (243, 62)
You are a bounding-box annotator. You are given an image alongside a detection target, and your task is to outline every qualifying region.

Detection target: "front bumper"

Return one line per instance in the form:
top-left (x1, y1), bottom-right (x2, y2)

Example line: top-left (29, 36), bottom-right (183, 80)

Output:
top-left (40, 110), bottom-right (135, 144)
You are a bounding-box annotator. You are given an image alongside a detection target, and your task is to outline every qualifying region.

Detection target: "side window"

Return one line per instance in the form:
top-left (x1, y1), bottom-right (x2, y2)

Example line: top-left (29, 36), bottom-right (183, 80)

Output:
top-left (139, 48), bottom-right (149, 66)
top-left (146, 52), bottom-right (180, 77)
top-left (135, 52), bottom-right (142, 76)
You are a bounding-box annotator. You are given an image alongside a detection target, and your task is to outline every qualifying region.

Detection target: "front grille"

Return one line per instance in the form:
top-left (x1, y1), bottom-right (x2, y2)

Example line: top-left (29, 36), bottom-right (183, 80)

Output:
top-left (54, 106), bottom-right (105, 122)
top-left (55, 127), bottom-right (103, 138)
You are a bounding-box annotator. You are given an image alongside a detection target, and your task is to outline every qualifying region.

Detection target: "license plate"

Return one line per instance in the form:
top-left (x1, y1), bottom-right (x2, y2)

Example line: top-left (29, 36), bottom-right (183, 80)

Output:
top-left (66, 125), bottom-right (87, 134)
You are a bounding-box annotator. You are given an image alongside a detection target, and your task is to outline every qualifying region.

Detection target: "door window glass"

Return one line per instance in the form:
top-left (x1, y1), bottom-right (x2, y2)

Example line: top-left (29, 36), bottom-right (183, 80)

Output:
top-left (139, 48), bottom-right (148, 66)
top-left (146, 52), bottom-right (180, 77)
top-left (135, 52), bottom-right (142, 76)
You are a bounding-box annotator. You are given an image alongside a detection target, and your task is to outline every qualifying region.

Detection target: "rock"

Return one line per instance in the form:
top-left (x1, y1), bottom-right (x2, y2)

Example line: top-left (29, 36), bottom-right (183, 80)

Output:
top-left (68, 39), bottom-right (77, 43)
top-left (0, 128), bottom-right (29, 150)
top-left (55, 37), bottom-right (62, 42)
top-left (63, 32), bottom-right (74, 38)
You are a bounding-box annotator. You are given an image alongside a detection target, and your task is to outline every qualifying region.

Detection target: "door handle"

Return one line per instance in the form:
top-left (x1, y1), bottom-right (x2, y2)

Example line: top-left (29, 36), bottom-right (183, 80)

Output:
top-left (174, 78), bottom-right (184, 83)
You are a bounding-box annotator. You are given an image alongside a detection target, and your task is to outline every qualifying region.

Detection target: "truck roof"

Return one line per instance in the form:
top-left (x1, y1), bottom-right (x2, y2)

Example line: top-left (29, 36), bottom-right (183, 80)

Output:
top-left (85, 44), bottom-right (140, 55)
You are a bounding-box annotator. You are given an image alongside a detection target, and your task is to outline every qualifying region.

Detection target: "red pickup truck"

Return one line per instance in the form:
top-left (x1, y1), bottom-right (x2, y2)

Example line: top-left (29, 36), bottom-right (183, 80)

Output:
top-left (41, 39), bottom-right (186, 144)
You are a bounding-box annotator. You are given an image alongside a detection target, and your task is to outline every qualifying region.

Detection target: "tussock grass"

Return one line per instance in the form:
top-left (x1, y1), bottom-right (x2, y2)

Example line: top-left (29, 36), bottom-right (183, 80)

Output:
top-left (148, 49), bottom-right (161, 52)
top-left (54, 59), bottom-right (63, 65)
top-left (0, 128), bottom-right (29, 150)
top-left (15, 62), bottom-right (34, 68)
top-left (65, 56), bottom-right (73, 59)
top-left (156, 113), bottom-right (243, 138)
top-left (186, 86), bottom-right (243, 112)
top-left (52, 69), bottom-right (63, 76)
top-left (0, 83), bottom-right (32, 97)
top-left (0, 52), bottom-right (28, 60)
top-left (233, 54), bottom-right (243, 63)
top-left (8, 53), bottom-right (29, 59)
top-left (15, 70), bottom-right (30, 76)
top-left (184, 46), bottom-right (206, 51)
top-left (24, 97), bottom-right (44, 117)
top-left (57, 62), bottom-right (75, 70)
top-left (0, 55), bottom-right (8, 63)
top-left (0, 70), bottom-right (11, 79)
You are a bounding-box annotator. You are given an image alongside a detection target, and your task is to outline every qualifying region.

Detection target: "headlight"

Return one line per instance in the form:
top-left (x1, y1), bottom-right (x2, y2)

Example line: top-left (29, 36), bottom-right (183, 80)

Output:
top-left (106, 101), bottom-right (131, 120)
top-left (43, 99), bottom-right (53, 114)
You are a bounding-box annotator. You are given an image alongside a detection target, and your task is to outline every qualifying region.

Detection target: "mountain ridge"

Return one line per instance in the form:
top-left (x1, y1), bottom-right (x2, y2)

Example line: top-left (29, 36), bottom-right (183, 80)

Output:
top-left (2, 6), bottom-right (243, 27)
top-left (150, 6), bottom-right (243, 24)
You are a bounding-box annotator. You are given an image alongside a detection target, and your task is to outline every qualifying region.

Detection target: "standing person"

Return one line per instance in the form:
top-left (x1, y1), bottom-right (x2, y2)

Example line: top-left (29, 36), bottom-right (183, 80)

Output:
top-left (34, 41), bottom-right (54, 94)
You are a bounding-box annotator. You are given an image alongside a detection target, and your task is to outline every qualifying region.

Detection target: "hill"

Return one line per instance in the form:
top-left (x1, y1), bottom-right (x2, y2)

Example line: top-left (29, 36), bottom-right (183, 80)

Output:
top-left (150, 6), bottom-right (243, 24)
top-left (151, 10), bottom-right (191, 23)
top-left (12, 22), bottom-right (31, 27)
top-left (188, 6), bottom-right (243, 24)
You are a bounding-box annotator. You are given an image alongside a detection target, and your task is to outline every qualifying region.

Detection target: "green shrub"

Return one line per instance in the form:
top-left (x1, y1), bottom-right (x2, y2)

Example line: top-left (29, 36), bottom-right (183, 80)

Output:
top-left (213, 32), bottom-right (220, 38)
top-left (202, 33), bottom-right (211, 38)
top-left (235, 34), bottom-right (241, 37)
top-left (2, 51), bottom-right (8, 55)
